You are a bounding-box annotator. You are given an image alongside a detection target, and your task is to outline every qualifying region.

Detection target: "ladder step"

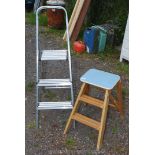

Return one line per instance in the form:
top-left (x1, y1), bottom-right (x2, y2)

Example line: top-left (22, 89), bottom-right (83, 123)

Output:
top-left (79, 95), bottom-right (104, 108)
top-left (72, 113), bottom-right (100, 130)
top-left (38, 101), bottom-right (73, 110)
top-left (41, 50), bottom-right (67, 60)
top-left (37, 79), bottom-right (72, 87)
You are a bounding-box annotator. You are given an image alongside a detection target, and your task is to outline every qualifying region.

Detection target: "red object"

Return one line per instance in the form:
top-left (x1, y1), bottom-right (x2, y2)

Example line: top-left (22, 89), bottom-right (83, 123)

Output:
top-left (47, 9), bottom-right (64, 29)
top-left (73, 41), bottom-right (86, 53)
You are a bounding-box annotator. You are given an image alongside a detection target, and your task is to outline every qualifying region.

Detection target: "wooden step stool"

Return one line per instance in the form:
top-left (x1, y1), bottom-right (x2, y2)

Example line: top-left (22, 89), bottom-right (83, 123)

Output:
top-left (64, 69), bottom-right (123, 150)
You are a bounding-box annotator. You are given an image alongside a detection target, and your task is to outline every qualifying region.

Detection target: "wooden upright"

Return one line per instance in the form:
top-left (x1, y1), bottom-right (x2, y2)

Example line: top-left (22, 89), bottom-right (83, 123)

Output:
top-left (63, 0), bottom-right (91, 42)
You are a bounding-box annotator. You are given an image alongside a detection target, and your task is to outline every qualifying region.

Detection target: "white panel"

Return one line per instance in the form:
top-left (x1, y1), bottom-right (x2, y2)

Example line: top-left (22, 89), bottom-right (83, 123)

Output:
top-left (120, 17), bottom-right (129, 61)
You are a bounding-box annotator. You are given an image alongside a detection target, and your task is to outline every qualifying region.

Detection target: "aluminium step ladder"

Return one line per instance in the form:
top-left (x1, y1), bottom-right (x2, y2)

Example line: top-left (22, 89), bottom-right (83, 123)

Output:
top-left (36, 6), bottom-right (74, 128)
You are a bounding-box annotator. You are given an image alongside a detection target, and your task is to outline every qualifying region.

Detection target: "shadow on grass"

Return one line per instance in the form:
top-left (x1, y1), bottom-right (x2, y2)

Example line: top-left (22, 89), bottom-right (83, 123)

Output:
top-left (65, 136), bottom-right (76, 150)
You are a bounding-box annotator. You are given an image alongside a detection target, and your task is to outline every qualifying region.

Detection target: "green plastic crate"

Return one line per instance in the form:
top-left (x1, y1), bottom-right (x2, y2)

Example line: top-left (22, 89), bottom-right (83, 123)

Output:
top-left (98, 29), bottom-right (107, 52)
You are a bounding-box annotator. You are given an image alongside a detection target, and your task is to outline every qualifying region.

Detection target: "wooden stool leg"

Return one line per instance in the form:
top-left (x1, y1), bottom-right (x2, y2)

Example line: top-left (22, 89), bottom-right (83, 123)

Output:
top-left (64, 83), bottom-right (88, 134)
top-left (85, 84), bottom-right (90, 95)
top-left (97, 90), bottom-right (110, 150)
top-left (117, 80), bottom-right (124, 118)
top-left (82, 84), bottom-right (90, 107)
top-left (73, 84), bottom-right (89, 128)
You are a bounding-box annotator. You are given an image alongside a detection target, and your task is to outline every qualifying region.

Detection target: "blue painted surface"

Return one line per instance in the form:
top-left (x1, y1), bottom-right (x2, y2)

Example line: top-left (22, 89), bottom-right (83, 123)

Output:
top-left (80, 69), bottom-right (120, 90)
top-left (83, 28), bottom-right (97, 53)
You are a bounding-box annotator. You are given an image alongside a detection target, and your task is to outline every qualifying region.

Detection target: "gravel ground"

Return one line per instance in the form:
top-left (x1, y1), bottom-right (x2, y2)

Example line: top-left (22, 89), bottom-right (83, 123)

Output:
top-left (25, 24), bottom-right (129, 155)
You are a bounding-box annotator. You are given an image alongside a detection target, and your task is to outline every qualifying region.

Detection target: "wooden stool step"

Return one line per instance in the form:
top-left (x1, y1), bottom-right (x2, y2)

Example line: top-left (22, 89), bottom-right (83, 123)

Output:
top-left (79, 95), bottom-right (104, 108)
top-left (72, 113), bottom-right (100, 130)
top-left (80, 94), bottom-right (118, 109)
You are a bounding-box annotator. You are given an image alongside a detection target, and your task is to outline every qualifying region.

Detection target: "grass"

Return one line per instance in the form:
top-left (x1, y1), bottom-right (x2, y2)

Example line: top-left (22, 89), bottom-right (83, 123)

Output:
top-left (26, 81), bottom-right (35, 92)
top-left (44, 90), bottom-right (56, 100)
top-left (26, 120), bottom-right (36, 129)
top-left (116, 61), bottom-right (129, 74)
top-left (25, 12), bottom-right (65, 37)
top-left (71, 46), bottom-right (120, 60)
top-left (71, 46), bottom-right (129, 75)
top-left (25, 12), bottom-right (36, 25)
top-left (39, 27), bottom-right (65, 37)
top-left (122, 87), bottom-right (129, 98)
top-left (97, 46), bottom-right (120, 60)
top-left (67, 95), bottom-right (71, 101)
top-left (112, 125), bottom-right (118, 134)
top-left (25, 12), bottom-right (48, 26)
top-left (26, 12), bottom-right (129, 75)
top-left (97, 47), bottom-right (129, 75)
top-left (65, 136), bottom-right (76, 149)
top-left (26, 12), bottom-right (129, 76)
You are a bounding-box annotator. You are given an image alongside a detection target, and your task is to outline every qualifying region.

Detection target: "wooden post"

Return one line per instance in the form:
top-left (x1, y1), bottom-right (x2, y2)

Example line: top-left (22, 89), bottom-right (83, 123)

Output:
top-left (63, 0), bottom-right (80, 40)
top-left (70, 0), bottom-right (91, 42)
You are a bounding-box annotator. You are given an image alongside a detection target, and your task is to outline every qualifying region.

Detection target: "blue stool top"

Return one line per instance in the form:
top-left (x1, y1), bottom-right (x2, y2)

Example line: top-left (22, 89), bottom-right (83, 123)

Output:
top-left (80, 69), bottom-right (120, 90)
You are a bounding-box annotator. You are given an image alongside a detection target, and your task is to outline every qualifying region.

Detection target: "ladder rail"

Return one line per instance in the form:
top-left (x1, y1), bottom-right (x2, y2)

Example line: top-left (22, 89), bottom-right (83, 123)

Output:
top-left (34, 0), bottom-right (41, 12)
top-left (36, 6), bottom-right (72, 82)
top-left (36, 7), bottom-right (39, 83)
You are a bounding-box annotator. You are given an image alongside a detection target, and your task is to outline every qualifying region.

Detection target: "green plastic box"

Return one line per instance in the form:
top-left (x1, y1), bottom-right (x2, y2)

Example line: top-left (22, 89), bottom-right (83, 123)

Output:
top-left (98, 29), bottom-right (107, 52)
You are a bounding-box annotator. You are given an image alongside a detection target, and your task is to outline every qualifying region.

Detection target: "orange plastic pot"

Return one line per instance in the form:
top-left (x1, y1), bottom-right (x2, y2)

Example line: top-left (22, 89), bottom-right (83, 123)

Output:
top-left (73, 41), bottom-right (86, 53)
